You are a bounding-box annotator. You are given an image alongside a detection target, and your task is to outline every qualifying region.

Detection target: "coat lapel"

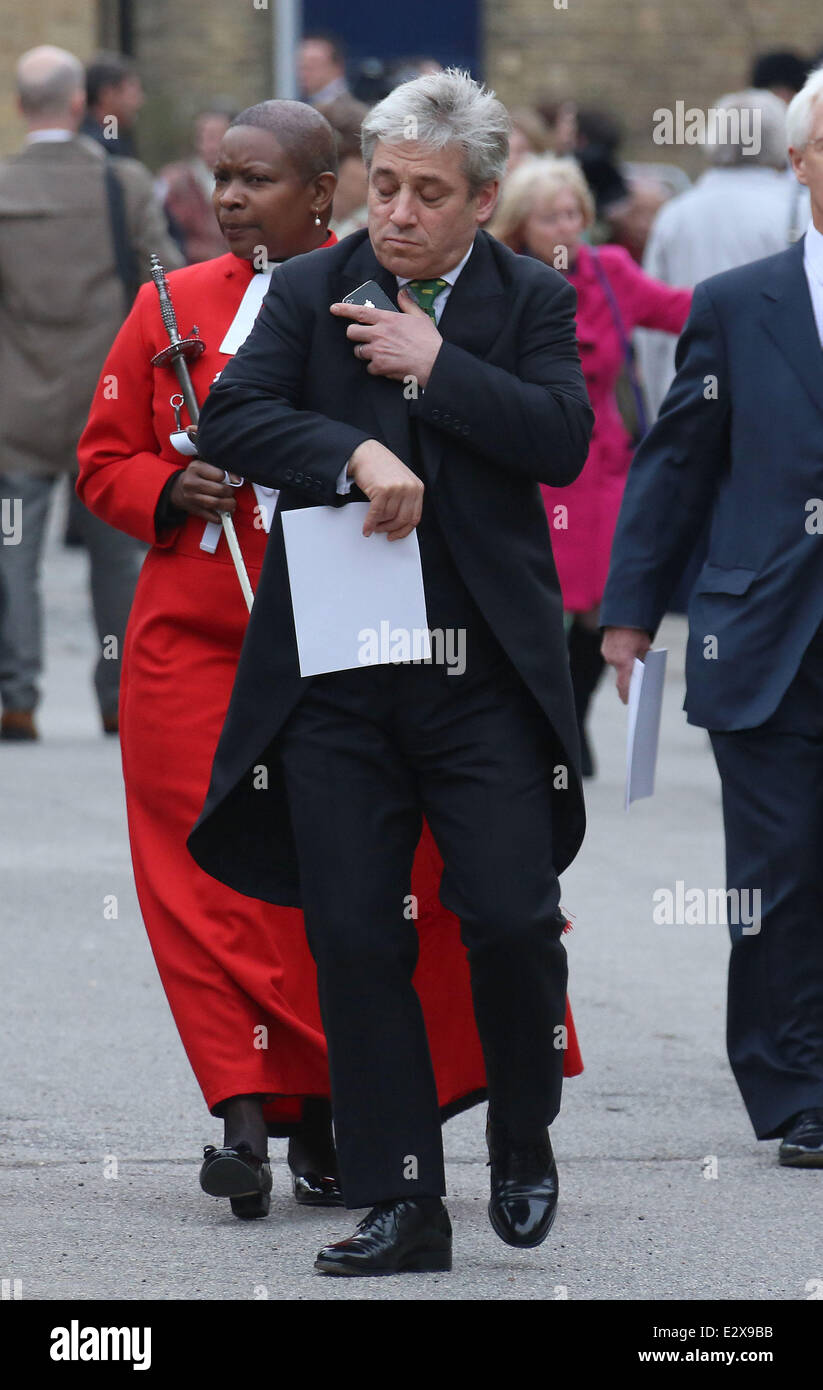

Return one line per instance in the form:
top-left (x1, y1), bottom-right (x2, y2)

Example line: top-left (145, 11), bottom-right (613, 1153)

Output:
top-left (421, 232), bottom-right (507, 484)
top-left (760, 236), bottom-right (823, 424)
top-left (332, 235), bottom-right (412, 467)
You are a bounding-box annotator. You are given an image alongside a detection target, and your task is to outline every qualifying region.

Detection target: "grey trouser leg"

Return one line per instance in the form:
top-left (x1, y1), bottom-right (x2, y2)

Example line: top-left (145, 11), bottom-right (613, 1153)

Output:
top-left (0, 472), bottom-right (56, 711)
top-left (65, 482), bottom-right (145, 718)
top-left (0, 472), bottom-right (145, 717)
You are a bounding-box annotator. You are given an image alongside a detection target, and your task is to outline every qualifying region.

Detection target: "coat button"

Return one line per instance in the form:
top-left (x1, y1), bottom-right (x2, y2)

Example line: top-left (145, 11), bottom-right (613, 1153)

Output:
top-left (284, 469), bottom-right (294, 480)
top-left (431, 408), bottom-right (440, 420)
top-left (295, 472), bottom-right (303, 483)
top-left (461, 424), bottom-right (470, 435)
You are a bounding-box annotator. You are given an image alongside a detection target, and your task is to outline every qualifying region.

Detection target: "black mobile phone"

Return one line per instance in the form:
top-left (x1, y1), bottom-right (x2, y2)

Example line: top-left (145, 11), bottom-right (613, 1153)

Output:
top-left (340, 280), bottom-right (399, 312)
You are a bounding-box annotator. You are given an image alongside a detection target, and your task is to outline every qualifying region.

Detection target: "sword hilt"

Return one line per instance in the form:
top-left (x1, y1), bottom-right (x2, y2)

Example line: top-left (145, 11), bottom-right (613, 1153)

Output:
top-left (150, 253), bottom-right (180, 345)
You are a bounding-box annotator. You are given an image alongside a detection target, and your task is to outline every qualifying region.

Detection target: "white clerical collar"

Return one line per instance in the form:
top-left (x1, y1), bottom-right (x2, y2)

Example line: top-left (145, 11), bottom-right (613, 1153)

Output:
top-left (219, 264), bottom-right (276, 355)
top-left (803, 218), bottom-right (823, 287)
top-left (396, 240), bottom-right (475, 290)
top-left (26, 128), bottom-right (74, 143)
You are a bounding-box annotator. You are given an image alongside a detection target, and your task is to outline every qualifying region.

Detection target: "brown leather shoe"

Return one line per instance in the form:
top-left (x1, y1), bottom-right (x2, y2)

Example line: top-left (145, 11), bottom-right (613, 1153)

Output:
top-left (1, 710), bottom-right (38, 741)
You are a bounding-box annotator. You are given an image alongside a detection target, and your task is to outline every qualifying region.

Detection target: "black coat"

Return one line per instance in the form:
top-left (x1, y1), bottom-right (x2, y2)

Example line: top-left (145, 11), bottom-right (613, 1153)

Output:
top-left (601, 237), bottom-right (823, 731)
top-left (187, 228), bottom-right (594, 905)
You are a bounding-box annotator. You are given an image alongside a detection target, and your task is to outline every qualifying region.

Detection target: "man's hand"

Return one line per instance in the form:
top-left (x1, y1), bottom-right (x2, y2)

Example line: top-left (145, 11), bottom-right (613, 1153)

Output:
top-left (346, 439), bottom-right (424, 541)
top-left (330, 290), bottom-right (442, 388)
top-left (601, 626), bottom-right (652, 704)
top-left (169, 459), bottom-right (241, 524)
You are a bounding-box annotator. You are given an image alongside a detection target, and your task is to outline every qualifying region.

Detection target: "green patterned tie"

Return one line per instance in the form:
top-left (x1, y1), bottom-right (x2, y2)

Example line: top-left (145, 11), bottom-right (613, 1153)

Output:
top-left (405, 277), bottom-right (449, 320)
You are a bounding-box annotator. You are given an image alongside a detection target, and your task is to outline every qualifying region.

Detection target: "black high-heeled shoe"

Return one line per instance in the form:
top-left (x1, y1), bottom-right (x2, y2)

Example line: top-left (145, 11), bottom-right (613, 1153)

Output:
top-left (288, 1099), bottom-right (343, 1207)
top-left (199, 1142), bottom-right (272, 1219)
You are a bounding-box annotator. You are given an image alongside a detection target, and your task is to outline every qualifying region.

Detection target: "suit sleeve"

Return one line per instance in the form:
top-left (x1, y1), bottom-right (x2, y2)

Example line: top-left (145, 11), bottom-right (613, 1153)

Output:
top-left (600, 281), bottom-right (731, 634)
top-left (411, 272), bottom-right (594, 486)
top-left (76, 283), bottom-right (185, 547)
top-left (601, 245), bottom-right (692, 334)
top-left (196, 269), bottom-right (372, 500)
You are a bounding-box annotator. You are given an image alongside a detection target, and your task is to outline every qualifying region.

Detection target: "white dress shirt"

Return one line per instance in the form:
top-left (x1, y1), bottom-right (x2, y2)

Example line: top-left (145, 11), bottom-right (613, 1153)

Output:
top-left (26, 128), bottom-right (74, 143)
top-left (802, 219), bottom-right (823, 348)
top-left (336, 242), bottom-right (475, 493)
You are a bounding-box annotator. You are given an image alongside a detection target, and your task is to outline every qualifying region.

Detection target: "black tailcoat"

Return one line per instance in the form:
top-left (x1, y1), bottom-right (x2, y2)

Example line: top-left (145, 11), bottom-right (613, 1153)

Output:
top-left (187, 228), bottom-right (594, 905)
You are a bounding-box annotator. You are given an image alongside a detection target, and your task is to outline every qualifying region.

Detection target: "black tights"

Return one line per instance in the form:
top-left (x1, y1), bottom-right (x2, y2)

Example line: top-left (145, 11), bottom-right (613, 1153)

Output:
top-left (219, 1094), bottom-right (335, 1168)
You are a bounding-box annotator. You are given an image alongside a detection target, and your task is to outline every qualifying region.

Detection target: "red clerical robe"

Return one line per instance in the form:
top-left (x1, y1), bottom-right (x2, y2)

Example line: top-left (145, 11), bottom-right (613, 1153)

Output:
top-left (77, 245), bottom-right (583, 1130)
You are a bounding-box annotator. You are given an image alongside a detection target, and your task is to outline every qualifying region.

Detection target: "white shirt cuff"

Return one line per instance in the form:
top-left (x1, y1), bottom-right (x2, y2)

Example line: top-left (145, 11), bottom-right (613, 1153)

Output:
top-left (336, 460), bottom-right (353, 494)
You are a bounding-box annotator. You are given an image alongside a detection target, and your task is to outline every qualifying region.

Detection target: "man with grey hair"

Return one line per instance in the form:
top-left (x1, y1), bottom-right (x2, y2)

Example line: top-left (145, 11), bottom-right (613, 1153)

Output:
top-left (190, 68), bottom-right (593, 1275)
top-left (603, 64), bottom-right (823, 1171)
top-left (638, 88), bottom-right (802, 419)
top-left (0, 46), bottom-right (181, 740)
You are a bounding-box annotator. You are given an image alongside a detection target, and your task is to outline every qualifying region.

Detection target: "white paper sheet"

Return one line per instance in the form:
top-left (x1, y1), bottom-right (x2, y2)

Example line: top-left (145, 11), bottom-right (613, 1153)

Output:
top-left (625, 648), bottom-right (667, 809)
top-left (281, 501), bottom-right (430, 678)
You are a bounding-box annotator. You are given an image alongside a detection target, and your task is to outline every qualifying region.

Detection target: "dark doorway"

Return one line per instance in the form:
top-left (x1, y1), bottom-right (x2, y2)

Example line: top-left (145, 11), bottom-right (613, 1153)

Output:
top-left (302, 0), bottom-right (481, 89)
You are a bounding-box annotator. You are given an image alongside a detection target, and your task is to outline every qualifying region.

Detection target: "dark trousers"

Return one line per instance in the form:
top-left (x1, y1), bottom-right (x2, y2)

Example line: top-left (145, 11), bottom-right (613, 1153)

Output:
top-left (277, 643), bottom-right (568, 1208)
top-left (709, 623), bottom-right (823, 1138)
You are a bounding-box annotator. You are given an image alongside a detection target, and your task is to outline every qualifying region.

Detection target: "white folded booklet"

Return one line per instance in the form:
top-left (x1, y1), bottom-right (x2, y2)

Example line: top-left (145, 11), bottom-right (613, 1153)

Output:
top-left (281, 501), bottom-right (430, 678)
top-left (625, 648), bottom-right (667, 808)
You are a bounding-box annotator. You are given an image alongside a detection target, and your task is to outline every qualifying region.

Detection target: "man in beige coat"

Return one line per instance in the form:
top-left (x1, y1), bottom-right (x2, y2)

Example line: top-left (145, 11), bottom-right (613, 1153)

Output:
top-left (0, 45), bottom-right (183, 740)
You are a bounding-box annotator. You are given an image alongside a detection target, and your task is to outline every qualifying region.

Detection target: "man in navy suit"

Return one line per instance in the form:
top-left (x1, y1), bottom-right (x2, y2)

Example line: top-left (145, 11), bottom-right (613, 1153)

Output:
top-left (602, 65), bottom-right (823, 1169)
top-left (189, 71), bottom-right (593, 1273)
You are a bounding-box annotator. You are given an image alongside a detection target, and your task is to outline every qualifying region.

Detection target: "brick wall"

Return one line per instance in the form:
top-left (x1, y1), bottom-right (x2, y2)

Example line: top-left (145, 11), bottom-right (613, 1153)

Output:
top-left (0, 0), bottom-right (97, 156)
top-left (485, 0), bottom-right (823, 173)
top-left (3, 1), bottom-right (822, 172)
top-left (133, 0), bottom-right (274, 169)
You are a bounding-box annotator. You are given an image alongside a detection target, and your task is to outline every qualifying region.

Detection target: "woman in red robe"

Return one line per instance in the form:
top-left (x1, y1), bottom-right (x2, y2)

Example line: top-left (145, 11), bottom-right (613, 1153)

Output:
top-left (78, 102), bottom-right (583, 1220)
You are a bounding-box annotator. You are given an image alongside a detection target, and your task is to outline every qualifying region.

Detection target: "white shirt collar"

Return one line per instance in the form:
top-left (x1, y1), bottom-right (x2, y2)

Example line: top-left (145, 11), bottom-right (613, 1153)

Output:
top-left (803, 218), bottom-right (823, 285)
top-left (26, 128), bottom-right (74, 143)
top-left (396, 241), bottom-right (475, 289)
top-left (309, 77), bottom-right (349, 107)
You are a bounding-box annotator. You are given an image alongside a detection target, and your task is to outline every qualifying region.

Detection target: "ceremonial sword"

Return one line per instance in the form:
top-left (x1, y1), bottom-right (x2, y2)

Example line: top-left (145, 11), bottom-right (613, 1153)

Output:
top-left (149, 253), bottom-right (255, 613)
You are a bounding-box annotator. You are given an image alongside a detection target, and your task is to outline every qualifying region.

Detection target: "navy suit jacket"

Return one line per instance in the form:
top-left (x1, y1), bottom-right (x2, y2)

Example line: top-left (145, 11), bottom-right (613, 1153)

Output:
top-left (187, 228), bottom-right (594, 905)
top-left (601, 234), bottom-right (823, 731)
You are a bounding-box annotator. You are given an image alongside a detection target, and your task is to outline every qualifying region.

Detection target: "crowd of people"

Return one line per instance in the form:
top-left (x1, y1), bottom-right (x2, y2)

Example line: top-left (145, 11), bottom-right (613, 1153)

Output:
top-left (2, 33), bottom-right (823, 1278)
top-left (1, 37), bottom-right (814, 763)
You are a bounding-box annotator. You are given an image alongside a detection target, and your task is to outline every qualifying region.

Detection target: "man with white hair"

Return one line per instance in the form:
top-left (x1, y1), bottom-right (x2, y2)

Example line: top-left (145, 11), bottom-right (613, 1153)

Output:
top-left (0, 47), bottom-right (181, 740)
top-left (190, 69), bottom-right (593, 1274)
top-left (637, 88), bottom-right (802, 419)
top-left (603, 65), bottom-right (823, 1170)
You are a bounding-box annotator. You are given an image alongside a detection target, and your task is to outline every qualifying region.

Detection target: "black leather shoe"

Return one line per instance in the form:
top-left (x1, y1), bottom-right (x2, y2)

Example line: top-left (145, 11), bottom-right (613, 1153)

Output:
top-left (314, 1198), bottom-right (452, 1276)
top-left (199, 1143), bottom-right (272, 1219)
top-left (291, 1169), bottom-right (344, 1206)
top-left (487, 1119), bottom-right (559, 1248)
top-left (288, 1131), bottom-right (343, 1207)
top-left (778, 1109), bottom-right (823, 1167)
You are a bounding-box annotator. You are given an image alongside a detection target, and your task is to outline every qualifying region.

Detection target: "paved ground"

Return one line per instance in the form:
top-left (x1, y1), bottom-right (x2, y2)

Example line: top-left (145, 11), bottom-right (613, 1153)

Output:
top-left (1, 486), bottom-right (821, 1302)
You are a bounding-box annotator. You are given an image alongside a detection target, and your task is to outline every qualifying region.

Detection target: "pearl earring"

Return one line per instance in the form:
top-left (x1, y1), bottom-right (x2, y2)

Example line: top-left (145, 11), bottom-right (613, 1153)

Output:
top-left (313, 212), bottom-right (321, 226)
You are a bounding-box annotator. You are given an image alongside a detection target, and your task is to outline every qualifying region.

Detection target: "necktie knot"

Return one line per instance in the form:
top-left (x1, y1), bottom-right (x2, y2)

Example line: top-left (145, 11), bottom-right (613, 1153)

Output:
top-left (406, 278), bottom-right (449, 320)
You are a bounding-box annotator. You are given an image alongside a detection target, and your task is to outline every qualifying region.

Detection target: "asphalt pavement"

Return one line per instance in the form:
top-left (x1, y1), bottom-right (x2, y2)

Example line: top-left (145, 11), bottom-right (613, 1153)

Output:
top-left (1, 487), bottom-right (821, 1302)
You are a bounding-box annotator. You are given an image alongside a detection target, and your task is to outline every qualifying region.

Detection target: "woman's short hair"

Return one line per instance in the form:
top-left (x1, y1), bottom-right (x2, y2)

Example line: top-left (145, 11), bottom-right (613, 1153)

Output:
top-left (231, 100), bottom-right (338, 179)
top-left (490, 155), bottom-right (595, 249)
top-left (360, 67), bottom-right (510, 193)
top-left (786, 65), bottom-right (823, 151)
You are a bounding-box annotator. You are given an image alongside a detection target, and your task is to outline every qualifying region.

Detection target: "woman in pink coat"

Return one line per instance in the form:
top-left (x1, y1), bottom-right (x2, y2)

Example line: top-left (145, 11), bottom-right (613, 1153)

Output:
top-left (493, 157), bottom-right (692, 773)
